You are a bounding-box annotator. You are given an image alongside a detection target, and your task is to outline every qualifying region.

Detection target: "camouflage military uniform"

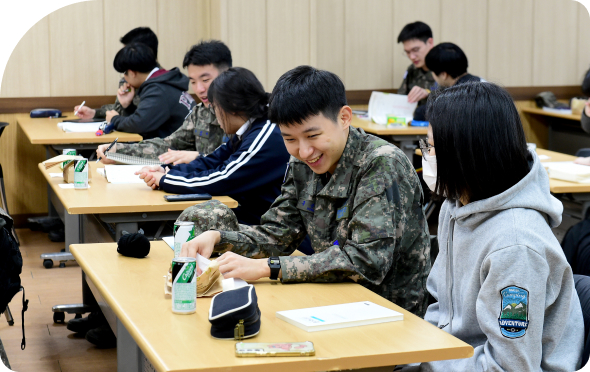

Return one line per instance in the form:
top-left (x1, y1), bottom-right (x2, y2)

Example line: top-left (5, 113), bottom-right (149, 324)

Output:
top-left (115, 103), bottom-right (224, 159)
top-left (177, 127), bottom-right (431, 317)
top-left (397, 64), bottom-right (435, 106)
top-left (95, 78), bottom-right (142, 119)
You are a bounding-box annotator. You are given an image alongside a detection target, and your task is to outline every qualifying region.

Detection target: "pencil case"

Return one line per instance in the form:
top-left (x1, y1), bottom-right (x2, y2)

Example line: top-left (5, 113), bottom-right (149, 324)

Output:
top-left (208, 285), bottom-right (261, 340)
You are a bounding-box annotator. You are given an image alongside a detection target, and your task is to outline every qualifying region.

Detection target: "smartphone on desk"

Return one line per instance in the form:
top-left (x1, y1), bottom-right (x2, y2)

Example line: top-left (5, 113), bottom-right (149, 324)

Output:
top-left (235, 341), bottom-right (315, 357)
top-left (163, 193), bottom-right (212, 202)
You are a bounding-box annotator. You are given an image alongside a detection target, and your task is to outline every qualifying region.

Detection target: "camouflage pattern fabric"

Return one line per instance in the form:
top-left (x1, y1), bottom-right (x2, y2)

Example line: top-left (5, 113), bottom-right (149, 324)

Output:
top-left (179, 127), bottom-right (431, 317)
top-left (397, 64), bottom-right (436, 106)
top-left (115, 103), bottom-right (224, 160)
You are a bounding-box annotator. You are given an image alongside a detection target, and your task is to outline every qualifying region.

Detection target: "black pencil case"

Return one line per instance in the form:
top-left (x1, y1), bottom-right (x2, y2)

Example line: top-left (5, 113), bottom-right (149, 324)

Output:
top-left (208, 285), bottom-right (261, 340)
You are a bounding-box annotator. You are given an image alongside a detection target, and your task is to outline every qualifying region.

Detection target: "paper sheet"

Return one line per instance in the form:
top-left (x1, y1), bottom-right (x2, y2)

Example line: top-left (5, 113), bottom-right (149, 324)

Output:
top-left (544, 161), bottom-right (590, 183)
top-left (368, 91), bottom-right (416, 125)
top-left (538, 155), bottom-right (550, 160)
top-left (58, 184), bottom-right (91, 189)
top-left (161, 236), bottom-right (248, 288)
top-left (49, 173), bottom-right (63, 178)
top-left (58, 122), bottom-right (104, 133)
top-left (104, 165), bottom-right (145, 184)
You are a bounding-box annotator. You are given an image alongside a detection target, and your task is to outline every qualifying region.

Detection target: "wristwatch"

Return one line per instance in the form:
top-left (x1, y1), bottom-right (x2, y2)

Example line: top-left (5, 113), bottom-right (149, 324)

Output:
top-left (268, 257), bottom-right (281, 280)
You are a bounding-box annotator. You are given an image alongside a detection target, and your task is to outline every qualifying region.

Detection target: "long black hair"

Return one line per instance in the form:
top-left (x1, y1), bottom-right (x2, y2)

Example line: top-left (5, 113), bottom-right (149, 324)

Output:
top-left (208, 67), bottom-right (268, 126)
top-left (426, 82), bottom-right (531, 203)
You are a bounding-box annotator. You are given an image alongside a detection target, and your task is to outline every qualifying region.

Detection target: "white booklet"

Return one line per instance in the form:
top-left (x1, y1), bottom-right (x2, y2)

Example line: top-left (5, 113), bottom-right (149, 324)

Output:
top-left (104, 165), bottom-right (146, 184)
top-left (368, 91), bottom-right (416, 125)
top-left (58, 121), bottom-right (105, 133)
top-left (544, 161), bottom-right (590, 183)
top-left (276, 301), bottom-right (403, 332)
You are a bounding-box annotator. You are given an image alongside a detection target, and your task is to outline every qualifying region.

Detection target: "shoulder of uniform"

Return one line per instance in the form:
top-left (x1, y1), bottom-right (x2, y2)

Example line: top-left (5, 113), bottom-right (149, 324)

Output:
top-left (358, 136), bottom-right (409, 170)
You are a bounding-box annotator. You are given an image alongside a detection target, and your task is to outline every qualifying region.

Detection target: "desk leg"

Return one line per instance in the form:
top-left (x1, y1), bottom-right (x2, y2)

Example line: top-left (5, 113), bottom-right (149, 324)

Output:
top-left (118, 319), bottom-right (155, 372)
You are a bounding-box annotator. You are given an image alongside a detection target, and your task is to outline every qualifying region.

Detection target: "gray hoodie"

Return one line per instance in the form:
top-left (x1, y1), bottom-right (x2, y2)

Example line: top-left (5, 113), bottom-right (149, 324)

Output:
top-left (408, 151), bottom-right (584, 371)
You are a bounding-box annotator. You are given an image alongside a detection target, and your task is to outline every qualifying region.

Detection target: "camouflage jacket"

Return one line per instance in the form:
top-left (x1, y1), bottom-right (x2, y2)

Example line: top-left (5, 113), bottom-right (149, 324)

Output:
top-left (218, 126), bottom-right (431, 316)
top-left (95, 78), bottom-right (141, 119)
top-left (115, 103), bottom-right (224, 159)
top-left (397, 64), bottom-right (435, 106)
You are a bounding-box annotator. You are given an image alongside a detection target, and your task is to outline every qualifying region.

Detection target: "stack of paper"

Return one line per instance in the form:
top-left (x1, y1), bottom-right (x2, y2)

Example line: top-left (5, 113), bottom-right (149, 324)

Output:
top-left (276, 301), bottom-right (403, 332)
top-left (42, 155), bottom-right (84, 169)
top-left (58, 121), bottom-right (105, 133)
top-left (104, 165), bottom-right (146, 184)
top-left (368, 91), bottom-right (416, 125)
top-left (545, 162), bottom-right (590, 183)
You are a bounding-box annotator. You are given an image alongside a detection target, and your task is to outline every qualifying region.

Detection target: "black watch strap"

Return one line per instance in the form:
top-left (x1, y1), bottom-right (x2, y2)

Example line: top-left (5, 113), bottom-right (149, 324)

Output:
top-left (268, 257), bottom-right (281, 280)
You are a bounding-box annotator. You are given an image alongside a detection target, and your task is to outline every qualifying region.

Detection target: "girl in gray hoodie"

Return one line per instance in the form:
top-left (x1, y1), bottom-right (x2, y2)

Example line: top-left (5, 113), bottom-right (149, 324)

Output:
top-left (406, 82), bottom-right (584, 371)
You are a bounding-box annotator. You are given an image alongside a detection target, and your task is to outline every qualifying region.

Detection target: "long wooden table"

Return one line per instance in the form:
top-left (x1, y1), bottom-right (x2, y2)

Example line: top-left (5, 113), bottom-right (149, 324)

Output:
top-left (350, 105), bottom-right (427, 160)
top-left (71, 241), bottom-right (473, 372)
top-left (519, 106), bottom-right (582, 122)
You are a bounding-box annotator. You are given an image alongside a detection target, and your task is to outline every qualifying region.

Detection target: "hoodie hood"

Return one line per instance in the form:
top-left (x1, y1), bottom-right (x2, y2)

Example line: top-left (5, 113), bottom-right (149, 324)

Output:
top-left (139, 67), bottom-right (189, 93)
top-left (454, 150), bottom-right (563, 228)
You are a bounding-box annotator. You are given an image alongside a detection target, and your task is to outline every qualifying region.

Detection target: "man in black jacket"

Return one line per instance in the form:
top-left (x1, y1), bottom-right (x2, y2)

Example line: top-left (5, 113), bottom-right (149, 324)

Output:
top-left (103, 42), bottom-right (195, 139)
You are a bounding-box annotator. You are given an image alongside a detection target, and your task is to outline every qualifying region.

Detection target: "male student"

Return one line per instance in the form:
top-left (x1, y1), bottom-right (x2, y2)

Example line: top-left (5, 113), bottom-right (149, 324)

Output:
top-left (98, 42), bottom-right (194, 139)
top-left (424, 42), bottom-right (484, 88)
top-left (97, 40), bottom-right (230, 165)
top-left (397, 21), bottom-right (435, 105)
top-left (75, 27), bottom-right (159, 120)
top-left (178, 66), bottom-right (431, 317)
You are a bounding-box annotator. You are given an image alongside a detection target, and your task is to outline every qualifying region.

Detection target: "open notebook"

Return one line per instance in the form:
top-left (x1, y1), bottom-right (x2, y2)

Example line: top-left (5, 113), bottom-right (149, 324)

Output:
top-left (103, 165), bottom-right (146, 184)
top-left (544, 162), bottom-right (590, 183)
top-left (58, 121), bottom-right (105, 133)
top-left (105, 153), bottom-right (162, 166)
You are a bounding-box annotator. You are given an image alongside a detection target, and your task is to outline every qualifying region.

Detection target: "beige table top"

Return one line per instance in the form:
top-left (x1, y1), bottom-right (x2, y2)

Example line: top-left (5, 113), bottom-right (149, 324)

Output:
top-left (39, 162), bottom-right (237, 215)
top-left (18, 113), bottom-right (142, 145)
top-left (350, 105), bottom-right (428, 136)
top-left (416, 148), bottom-right (590, 194)
top-left (71, 241), bottom-right (473, 372)
top-left (520, 106), bottom-right (582, 122)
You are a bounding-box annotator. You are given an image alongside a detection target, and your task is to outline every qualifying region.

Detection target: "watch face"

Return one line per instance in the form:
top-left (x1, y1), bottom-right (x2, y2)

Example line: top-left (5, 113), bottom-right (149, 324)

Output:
top-left (270, 258), bottom-right (280, 266)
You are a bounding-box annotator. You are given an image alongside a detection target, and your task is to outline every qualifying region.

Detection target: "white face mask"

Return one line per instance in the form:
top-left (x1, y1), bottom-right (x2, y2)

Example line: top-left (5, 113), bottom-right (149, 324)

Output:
top-left (422, 152), bottom-right (437, 192)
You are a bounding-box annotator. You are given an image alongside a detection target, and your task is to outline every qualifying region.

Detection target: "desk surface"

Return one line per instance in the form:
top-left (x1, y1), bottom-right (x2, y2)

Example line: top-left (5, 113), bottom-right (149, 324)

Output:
top-left (71, 242), bottom-right (473, 372)
top-left (39, 162), bottom-right (237, 215)
top-left (520, 106), bottom-right (582, 122)
top-left (350, 105), bottom-right (428, 136)
top-left (18, 113), bottom-right (143, 145)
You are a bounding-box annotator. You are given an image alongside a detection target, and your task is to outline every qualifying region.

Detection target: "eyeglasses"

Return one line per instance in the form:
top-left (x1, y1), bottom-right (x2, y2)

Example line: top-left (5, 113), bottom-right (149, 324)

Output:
top-left (418, 138), bottom-right (434, 159)
top-left (402, 46), bottom-right (423, 58)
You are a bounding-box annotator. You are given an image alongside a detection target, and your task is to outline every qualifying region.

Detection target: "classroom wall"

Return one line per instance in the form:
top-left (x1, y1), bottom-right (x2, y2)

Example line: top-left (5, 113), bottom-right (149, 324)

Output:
top-left (2, 0), bottom-right (589, 97)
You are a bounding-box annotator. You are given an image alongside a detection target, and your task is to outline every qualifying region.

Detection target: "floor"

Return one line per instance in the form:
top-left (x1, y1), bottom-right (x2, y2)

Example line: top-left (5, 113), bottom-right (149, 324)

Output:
top-left (0, 229), bottom-right (116, 372)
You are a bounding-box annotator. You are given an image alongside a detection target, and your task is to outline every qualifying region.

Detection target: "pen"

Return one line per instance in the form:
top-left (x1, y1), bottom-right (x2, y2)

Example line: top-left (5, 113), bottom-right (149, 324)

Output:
top-left (97, 137), bottom-right (118, 163)
top-left (74, 101), bottom-right (86, 116)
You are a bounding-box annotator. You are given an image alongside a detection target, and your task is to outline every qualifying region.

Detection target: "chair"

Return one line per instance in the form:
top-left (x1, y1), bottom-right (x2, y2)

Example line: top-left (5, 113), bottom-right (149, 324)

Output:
top-left (574, 274), bottom-right (590, 368)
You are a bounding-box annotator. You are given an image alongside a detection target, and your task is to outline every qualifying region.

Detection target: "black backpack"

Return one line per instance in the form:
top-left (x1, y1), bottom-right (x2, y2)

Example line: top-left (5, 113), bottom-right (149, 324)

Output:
top-left (561, 218), bottom-right (590, 277)
top-left (0, 210), bottom-right (28, 349)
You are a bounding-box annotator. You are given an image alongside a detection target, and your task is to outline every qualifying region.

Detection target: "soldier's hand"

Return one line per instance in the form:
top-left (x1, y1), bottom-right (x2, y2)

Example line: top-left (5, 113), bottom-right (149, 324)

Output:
top-left (74, 106), bottom-right (96, 119)
top-left (181, 231), bottom-right (220, 274)
top-left (96, 144), bottom-right (117, 164)
top-left (407, 86), bottom-right (430, 103)
top-left (117, 83), bottom-right (135, 108)
top-left (216, 252), bottom-right (271, 281)
top-left (158, 149), bottom-right (200, 165)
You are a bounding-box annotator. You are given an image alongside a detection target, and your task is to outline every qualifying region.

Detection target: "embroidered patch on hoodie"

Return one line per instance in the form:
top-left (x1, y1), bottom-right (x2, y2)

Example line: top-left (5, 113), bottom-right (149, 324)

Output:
top-left (498, 286), bottom-right (529, 338)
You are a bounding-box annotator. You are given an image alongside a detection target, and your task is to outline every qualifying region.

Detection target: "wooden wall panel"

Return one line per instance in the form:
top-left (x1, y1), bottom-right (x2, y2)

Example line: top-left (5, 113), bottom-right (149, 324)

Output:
top-left (48, 1), bottom-right (106, 96)
top-left (392, 0), bottom-right (441, 88)
top-left (0, 114), bottom-right (47, 216)
top-left (103, 0), bottom-right (158, 95)
top-left (157, 0), bottom-right (211, 89)
top-left (577, 2), bottom-right (590, 85)
top-left (311, 0), bottom-right (345, 81)
top-left (487, 0), bottom-right (533, 86)
top-left (225, 0), bottom-right (268, 89)
top-left (0, 18), bottom-right (51, 98)
top-left (440, 0), bottom-right (487, 80)
top-left (532, 0), bottom-right (579, 86)
top-left (266, 0), bottom-right (311, 90)
top-left (345, 0), bottom-right (394, 90)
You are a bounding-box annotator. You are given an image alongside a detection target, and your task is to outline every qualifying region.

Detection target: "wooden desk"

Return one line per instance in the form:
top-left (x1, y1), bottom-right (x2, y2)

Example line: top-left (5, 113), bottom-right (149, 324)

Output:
top-left (519, 107), bottom-right (582, 122)
top-left (71, 241), bottom-right (473, 372)
top-left (18, 113), bottom-right (142, 145)
top-left (350, 106), bottom-right (427, 160)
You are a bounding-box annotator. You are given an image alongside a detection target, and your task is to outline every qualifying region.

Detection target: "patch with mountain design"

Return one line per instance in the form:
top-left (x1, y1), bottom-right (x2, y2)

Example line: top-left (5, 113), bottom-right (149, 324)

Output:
top-left (498, 286), bottom-right (529, 338)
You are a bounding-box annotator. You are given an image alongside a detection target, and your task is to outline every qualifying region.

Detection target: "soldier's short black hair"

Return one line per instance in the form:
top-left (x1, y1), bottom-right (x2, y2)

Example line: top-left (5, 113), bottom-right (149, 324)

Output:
top-left (182, 40), bottom-right (232, 71)
top-left (425, 43), bottom-right (468, 79)
top-left (426, 82), bottom-right (531, 203)
top-left (269, 66), bottom-right (347, 126)
top-left (397, 21), bottom-right (433, 43)
top-left (120, 27), bottom-right (158, 59)
top-left (113, 42), bottom-right (158, 74)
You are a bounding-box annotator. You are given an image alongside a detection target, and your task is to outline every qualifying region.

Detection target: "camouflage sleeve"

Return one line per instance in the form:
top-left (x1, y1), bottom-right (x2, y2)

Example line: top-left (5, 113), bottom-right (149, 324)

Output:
top-left (115, 111), bottom-right (196, 159)
top-left (94, 103), bottom-right (116, 119)
top-left (216, 164), bottom-right (308, 258)
top-left (280, 156), bottom-right (424, 286)
top-left (397, 69), bottom-right (409, 95)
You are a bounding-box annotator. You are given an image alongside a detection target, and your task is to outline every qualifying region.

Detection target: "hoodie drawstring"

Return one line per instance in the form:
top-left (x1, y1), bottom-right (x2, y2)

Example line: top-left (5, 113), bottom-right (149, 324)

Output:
top-left (444, 215), bottom-right (456, 333)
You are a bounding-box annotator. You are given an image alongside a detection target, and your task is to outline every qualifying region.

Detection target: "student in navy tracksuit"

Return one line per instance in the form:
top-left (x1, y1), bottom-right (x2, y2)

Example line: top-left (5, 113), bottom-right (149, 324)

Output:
top-left (137, 67), bottom-right (290, 225)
